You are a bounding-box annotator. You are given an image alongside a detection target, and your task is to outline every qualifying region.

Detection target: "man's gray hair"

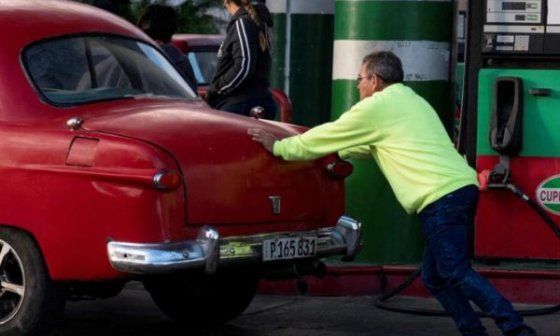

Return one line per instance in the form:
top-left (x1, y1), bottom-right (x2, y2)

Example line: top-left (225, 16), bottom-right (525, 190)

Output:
top-left (362, 51), bottom-right (404, 84)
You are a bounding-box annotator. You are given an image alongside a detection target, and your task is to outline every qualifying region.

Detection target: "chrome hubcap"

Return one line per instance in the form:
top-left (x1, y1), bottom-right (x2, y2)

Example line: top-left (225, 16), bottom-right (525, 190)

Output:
top-left (0, 240), bottom-right (25, 324)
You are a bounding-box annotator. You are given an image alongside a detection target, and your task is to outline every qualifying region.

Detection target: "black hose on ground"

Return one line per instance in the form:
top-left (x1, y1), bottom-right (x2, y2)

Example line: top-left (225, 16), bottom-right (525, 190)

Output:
top-left (374, 183), bottom-right (560, 317)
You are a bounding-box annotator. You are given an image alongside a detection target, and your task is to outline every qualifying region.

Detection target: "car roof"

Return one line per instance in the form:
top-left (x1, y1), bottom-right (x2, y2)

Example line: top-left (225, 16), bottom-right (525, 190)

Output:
top-left (0, 0), bottom-right (156, 119)
top-left (172, 34), bottom-right (224, 52)
top-left (1, 0), bottom-right (149, 49)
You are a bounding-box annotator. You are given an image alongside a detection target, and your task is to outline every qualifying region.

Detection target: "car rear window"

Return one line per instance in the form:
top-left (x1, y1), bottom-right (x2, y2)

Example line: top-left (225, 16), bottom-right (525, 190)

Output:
top-left (24, 36), bottom-right (197, 105)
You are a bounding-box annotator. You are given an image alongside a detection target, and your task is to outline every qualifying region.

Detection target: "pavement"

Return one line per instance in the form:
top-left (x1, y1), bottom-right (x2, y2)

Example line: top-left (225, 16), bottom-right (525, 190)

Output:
top-left (60, 282), bottom-right (560, 336)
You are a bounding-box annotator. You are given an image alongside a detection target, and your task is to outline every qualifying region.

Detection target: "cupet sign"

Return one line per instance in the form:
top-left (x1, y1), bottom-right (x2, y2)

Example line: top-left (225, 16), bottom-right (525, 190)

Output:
top-left (536, 175), bottom-right (560, 216)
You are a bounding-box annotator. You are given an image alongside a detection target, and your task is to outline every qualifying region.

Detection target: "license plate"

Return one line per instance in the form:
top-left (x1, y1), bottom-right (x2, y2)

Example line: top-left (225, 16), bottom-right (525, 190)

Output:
top-left (262, 236), bottom-right (317, 261)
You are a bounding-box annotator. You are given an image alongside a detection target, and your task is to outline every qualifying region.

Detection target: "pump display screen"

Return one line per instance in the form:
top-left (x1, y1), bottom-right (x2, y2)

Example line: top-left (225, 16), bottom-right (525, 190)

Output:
top-left (486, 0), bottom-right (542, 23)
top-left (502, 2), bottom-right (527, 10)
top-left (483, 0), bottom-right (547, 54)
top-left (502, 2), bottom-right (526, 10)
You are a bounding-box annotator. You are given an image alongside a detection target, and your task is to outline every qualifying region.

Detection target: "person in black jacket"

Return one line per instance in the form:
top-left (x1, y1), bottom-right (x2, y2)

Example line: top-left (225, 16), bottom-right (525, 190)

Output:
top-left (138, 4), bottom-right (197, 90)
top-left (206, 0), bottom-right (276, 119)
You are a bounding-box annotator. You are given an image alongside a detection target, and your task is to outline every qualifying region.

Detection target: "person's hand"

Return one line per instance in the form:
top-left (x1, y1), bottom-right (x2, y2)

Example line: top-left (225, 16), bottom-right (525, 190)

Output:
top-left (205, 87), bottom-right (219, 106)
top-left (248, 128), bottom-right (278, 154)
top-left (204, 89), bottom-right (214, 100)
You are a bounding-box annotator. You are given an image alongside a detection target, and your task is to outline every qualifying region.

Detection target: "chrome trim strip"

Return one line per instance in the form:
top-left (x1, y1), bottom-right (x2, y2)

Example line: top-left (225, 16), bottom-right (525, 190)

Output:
top-left (107, 216), bottom-right (362, 274)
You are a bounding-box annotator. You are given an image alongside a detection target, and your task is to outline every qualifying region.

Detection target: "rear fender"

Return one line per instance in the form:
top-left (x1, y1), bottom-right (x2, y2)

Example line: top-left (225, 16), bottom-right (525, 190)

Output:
top-left (0, 128), bottom-right (186, 281)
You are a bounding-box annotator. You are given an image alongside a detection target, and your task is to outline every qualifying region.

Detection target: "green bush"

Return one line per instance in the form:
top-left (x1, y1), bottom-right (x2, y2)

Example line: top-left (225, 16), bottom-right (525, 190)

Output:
top-left (76, 0), bottom-right (223, 34)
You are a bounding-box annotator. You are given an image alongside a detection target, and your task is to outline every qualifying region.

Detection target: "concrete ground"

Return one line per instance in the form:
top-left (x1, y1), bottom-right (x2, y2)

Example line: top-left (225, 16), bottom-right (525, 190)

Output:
top-left (60, 282), bottom-right (559, 336)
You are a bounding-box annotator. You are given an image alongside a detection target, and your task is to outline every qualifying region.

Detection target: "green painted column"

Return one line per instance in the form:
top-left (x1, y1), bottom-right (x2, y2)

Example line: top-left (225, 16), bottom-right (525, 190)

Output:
top-left (269, 0), bottom-right (335, 127)
top-left (332, 0), bottom-right (454, 264)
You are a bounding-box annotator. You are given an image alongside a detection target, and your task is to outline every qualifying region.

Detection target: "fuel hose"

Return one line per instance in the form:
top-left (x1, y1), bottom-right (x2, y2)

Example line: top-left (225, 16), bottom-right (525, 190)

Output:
top-left (374, 183), bottom-right (560, 316)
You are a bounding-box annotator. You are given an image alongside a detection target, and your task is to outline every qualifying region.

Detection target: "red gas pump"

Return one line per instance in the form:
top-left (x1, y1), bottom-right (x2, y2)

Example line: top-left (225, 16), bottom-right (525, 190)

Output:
top-left (461, 0), bottom-right (560, 262)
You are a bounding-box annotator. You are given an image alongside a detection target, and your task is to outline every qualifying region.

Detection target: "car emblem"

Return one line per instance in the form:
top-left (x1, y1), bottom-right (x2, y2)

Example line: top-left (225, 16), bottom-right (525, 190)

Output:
top-left (269, 196), bottom-right (281, 215)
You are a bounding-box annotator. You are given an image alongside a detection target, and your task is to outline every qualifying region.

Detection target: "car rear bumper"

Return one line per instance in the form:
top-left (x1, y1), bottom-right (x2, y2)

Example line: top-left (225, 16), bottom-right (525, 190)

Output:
top-left (107, 216), bottom-right (362, 274)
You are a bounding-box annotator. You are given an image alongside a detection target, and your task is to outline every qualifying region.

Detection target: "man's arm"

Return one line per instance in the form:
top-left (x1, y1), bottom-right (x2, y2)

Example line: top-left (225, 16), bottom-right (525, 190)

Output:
top-left (339, 145), bottom-right (372, 160)
top-left (249, 100), bottom-right (380, 161)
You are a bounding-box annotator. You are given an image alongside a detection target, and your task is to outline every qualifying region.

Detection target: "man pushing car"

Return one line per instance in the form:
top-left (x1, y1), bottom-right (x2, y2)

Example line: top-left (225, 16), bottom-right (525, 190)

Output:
top-left (248, 51), bottom-right (536, 336)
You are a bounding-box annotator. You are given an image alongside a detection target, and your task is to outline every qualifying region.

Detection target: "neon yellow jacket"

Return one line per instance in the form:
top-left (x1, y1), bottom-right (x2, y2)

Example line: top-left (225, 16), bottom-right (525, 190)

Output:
top-left (273, 83), bottom-right (478, 214)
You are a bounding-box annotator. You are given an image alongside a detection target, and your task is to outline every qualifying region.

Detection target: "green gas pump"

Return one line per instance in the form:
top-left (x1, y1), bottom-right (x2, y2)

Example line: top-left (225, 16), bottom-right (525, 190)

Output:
top-left (461, 0), bottom-right (560, 262)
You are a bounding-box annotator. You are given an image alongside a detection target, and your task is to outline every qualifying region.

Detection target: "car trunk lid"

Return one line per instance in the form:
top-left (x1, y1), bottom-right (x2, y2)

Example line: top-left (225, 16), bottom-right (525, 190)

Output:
top-left (81, 101), bottom-right (342, 226)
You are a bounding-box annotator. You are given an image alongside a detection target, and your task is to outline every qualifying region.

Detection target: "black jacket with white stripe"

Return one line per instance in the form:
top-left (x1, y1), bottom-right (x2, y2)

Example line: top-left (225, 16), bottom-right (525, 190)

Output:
top-left (206, 7), bottom-right (272, 109)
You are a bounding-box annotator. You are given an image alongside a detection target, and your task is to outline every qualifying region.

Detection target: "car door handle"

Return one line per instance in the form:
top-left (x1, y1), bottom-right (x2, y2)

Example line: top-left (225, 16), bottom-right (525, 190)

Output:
top-left (529, 88), bottom-right (551, 96)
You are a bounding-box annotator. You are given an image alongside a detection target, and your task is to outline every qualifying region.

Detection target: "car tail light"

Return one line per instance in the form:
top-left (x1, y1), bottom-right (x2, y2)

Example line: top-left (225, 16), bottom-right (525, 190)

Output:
top-left (153, 169), bottom-right (182, 190)
top-left (326, 160), bottom-right (353, 179)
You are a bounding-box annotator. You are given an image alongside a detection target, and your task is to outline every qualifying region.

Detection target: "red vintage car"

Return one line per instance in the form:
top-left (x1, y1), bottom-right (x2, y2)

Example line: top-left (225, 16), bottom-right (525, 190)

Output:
top-left (172, 34), bottom-right (293, 122)
top-left (0, 1), bottom-right (360, 335)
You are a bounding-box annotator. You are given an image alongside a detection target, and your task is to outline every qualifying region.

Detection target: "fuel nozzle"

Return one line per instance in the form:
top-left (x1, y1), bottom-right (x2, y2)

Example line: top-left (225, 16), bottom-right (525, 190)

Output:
top-left (477, 157), bottom-right (511, 191)
top-left (489, 161), bottom-right (511, 185)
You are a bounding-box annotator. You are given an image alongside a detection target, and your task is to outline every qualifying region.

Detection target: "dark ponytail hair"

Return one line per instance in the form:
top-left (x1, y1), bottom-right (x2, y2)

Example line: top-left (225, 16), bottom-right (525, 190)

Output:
top-left (229, 0), bottom-right (261, 26)
top-left (242, 0), bottom-right (262, 27)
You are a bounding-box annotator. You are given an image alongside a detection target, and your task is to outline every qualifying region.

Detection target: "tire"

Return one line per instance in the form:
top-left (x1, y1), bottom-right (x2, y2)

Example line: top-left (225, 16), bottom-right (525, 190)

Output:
top-left (143, 271), bottom-right (259, 325)
top-left (0, 228), bottom-right (65, 336)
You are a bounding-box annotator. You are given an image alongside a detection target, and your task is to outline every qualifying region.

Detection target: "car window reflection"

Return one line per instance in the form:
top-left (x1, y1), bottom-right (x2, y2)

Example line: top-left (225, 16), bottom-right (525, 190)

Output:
top-left (24, 36), bottom-right (197, 106)
top-left (187, 51), bottom-right (218, 86)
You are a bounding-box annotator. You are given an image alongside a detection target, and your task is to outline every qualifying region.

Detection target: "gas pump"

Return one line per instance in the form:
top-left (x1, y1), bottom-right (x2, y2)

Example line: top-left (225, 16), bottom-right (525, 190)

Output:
top-left (462, 0), bottom-right (560, 261)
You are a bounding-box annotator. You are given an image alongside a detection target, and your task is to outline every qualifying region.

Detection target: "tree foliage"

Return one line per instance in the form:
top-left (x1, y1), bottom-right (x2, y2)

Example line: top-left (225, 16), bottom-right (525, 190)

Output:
top-left (77, 0), bottom-right (135, 22)
top-left (76, 0), bottom-right (224, 34)
top-left (175, 0), bottom-right (225, 34)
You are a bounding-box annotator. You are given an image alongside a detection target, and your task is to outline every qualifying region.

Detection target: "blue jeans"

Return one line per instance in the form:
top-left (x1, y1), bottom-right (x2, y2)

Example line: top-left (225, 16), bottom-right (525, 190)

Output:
top-left (419, 185), bottom-right (525, 336)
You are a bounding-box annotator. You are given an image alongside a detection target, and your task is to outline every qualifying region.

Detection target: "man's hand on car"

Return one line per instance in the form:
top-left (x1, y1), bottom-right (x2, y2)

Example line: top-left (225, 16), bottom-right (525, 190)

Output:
top-left (248, 128), bottom-right (277, 153)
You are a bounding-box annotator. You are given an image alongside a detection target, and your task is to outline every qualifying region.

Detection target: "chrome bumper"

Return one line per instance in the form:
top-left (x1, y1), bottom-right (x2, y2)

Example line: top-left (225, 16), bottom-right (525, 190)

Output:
top-left (107, 216), bottom-right (362, 274)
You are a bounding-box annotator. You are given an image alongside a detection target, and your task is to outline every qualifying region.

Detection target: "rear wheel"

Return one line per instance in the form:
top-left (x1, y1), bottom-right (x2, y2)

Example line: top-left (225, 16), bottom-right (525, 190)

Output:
top-left (0, 228), bottom-right (65, 335)
top-left (144, 271), bottom-right (259, 325)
